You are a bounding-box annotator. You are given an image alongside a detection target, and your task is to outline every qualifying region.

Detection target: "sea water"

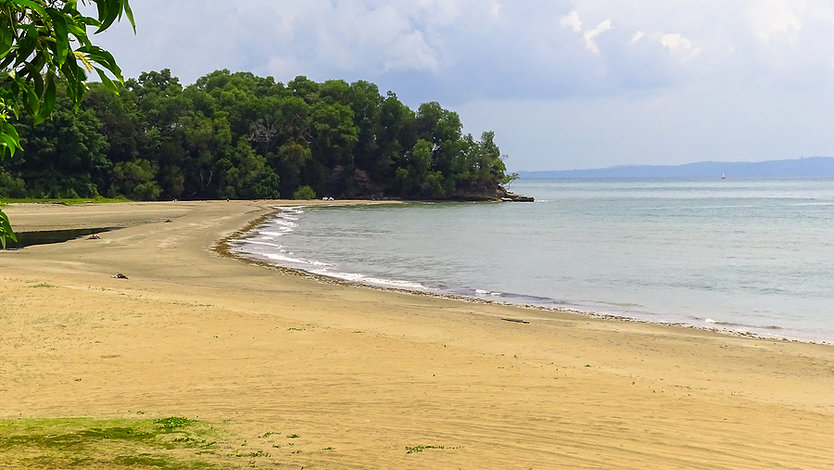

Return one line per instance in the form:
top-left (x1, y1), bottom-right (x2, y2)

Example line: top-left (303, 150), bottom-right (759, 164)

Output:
top-left (231, 178), bottom-right (834, 342)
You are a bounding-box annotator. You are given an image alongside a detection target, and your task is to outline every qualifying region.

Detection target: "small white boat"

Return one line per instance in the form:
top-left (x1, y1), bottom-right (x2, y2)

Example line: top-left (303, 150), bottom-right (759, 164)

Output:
top-left (721, 173), bottom-right (727, 180)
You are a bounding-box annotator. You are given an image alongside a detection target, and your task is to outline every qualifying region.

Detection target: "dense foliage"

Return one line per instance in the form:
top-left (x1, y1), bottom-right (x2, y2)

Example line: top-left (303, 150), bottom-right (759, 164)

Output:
top-left (0, 0), bottom-right (134, 247)
top-left (0, 69), bottom-right (513, 201)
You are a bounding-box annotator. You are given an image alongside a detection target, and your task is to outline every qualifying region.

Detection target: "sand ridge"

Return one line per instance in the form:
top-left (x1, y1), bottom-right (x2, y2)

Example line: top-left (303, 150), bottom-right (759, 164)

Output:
top-left (1, 200), bottom-right (833, 468)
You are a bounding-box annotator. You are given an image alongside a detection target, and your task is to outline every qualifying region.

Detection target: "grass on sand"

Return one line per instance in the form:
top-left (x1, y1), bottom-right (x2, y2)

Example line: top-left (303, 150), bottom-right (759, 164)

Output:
top-left (0, 196), bottom-right (129, 206)
top-left (0, 416), bottom-right (275, 469)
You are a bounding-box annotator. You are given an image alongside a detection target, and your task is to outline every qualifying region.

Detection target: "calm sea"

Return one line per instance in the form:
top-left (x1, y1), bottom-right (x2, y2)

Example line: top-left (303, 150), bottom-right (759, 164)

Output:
top-left (232, 178), bottom-right (834, 342)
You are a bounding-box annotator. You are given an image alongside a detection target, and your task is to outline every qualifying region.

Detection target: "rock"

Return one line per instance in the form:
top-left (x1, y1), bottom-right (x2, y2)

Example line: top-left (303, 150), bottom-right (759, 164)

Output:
top-left (500, 191), bottom-right (535, 202)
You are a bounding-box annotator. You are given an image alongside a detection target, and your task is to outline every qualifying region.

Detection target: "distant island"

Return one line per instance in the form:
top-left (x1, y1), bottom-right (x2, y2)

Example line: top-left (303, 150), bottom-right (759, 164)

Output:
top-left (519, 157), bottom-right (834, 179)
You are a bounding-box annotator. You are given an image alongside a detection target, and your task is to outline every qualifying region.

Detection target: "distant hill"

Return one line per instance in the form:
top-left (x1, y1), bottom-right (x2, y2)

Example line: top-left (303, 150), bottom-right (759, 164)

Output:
top-left (519, 157), bottom-right (834, 179)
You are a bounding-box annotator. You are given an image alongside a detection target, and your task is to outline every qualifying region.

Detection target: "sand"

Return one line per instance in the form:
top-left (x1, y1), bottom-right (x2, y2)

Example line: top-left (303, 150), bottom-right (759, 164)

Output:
top-left (1, 200), bottom-right (833, 469)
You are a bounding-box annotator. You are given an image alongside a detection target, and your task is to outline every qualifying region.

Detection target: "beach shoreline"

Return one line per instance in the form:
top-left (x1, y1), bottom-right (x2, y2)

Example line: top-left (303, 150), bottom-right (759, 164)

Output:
top-left (224, 204), bottom-right (830, 345)
top-left (2, 200), bottom-right (834, 468)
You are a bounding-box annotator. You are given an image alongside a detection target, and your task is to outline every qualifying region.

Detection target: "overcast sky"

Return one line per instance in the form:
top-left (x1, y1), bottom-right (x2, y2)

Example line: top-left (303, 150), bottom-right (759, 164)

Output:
top-left (93, 0), bottom-right (834, 171)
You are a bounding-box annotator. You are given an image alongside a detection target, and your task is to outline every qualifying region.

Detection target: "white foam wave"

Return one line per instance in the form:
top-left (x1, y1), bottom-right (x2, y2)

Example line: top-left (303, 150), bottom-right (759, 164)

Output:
top-left (311, 269), bottom-right (426, 290)
top-left (259, 229), bottom-right (292, 238)
top-left (475, 289), bottom-right (503, 296)
top-left (239, 240), bottom-right (283, 249)
top-left (262, 252), bottom-right (331, 267)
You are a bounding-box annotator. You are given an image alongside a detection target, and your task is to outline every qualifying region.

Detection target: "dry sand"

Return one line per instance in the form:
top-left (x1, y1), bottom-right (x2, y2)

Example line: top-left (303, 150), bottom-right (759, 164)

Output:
top-left (1, 200), bottom-right (833, 469)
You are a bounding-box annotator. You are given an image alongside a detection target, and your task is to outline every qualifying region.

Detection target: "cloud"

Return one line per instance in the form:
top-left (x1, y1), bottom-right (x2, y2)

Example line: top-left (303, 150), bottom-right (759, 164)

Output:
top-left (660, 33), bottom-right (701, 61)
top-left (746, 0), bottom-right (804, 45)
top-left (85, 0), bottom-right (834, 171)
top-left (560, 10), bottom-right (612, 54)
top-left (583, 19), bottom-right (612, 54)
top-left (383, 31), bottom-right (442, 72)
top-left (560, 10), bottom-right (582, 32)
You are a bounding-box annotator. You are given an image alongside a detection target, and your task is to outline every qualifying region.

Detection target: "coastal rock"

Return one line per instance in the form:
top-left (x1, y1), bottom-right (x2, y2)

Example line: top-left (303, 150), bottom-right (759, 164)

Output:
top-left (500, 192), bottom-right (535, 202)
top-left (450, 183), bottom-right (535, 202)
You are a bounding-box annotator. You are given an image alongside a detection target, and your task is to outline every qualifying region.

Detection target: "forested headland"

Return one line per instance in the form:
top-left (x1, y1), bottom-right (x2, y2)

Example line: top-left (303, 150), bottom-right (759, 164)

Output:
top-left (0, 69), bottom-right (515, 201)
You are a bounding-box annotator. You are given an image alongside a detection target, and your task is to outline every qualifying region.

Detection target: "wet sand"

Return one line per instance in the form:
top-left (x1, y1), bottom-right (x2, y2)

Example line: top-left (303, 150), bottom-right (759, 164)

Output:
top-left (1, 200), bottom-right (833, 469)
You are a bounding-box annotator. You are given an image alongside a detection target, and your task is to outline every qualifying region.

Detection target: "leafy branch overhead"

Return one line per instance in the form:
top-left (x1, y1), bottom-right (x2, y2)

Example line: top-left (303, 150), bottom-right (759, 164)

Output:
top-left (0, 0), bottom-right (135, 158)
top-left (0, 0), bottom-right (134, 247)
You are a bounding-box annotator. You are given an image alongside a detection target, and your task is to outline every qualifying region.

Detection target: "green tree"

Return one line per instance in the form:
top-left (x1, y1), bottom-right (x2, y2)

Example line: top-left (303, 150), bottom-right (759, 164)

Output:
top-left (0, 0), bottom-right (134, 247)
top-left (13, 92), bottom-right (109, 197)
top-left (111, 158), bottom-right (160, 200)
top-left (217, 140), bottom-right (280, 199)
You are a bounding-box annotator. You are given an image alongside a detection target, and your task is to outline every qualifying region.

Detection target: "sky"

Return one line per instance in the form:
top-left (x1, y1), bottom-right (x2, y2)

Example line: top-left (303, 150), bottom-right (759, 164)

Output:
top-left (90, 0), bottom-right (834, 171)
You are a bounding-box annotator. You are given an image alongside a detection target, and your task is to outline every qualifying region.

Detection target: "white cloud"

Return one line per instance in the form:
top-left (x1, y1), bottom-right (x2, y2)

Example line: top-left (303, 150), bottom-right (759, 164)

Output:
top-left (383, 31), bottom-right (442, 72)
top-left (660, 33), bottom-right (700, 61)
top-left (583, 19), bottom-right (612, 54)
top-left (560, 10), bottom-right (611, 55)
top-left (746, 0), bottom-right (804, 45)
top-left (560, 10), bottom-right (582, 33)
top-left (87, 0), bottom-right (834, 170)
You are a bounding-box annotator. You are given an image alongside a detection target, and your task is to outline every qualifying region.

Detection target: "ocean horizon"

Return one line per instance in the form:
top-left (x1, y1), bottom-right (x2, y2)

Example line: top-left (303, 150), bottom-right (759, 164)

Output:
top-left (232, 177), bottom-right (834, 343)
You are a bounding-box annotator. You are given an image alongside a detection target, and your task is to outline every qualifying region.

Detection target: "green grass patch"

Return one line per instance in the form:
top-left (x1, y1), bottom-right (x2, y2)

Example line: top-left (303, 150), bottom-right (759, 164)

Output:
top-left (405, 444), bottom-right (445, 454)
top-left (0, 196), bottom-right (130, 205)
top-left (28, 283), bottom-right (56, 288)
top-left (0, 416), bottom-right (249, 469)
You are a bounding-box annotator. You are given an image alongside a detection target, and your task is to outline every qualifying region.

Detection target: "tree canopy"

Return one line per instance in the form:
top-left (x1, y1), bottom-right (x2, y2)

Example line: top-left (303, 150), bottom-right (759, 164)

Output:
top-left (0, 0), bottom-right (134, 247)
top-left (1, 69), bottom-right (513, 203)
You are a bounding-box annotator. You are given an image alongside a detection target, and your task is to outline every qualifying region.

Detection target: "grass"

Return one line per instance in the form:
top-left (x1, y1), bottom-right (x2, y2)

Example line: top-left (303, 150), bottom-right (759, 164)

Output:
top-left (0, 416), bottom-right (265, 469)
top-left (28, 283), bottom-right (56, 288)
top-left (405, 444), bottom-right (446, 454)
top-left (0, 196), bottom-right (129, 205)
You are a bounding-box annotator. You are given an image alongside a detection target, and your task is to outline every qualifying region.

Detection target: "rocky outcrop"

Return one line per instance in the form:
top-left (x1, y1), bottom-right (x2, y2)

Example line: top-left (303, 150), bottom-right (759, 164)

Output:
top-left (449, 183), bottom-right (535, 202)
top-left (500, 192), bottom-right (535, 202)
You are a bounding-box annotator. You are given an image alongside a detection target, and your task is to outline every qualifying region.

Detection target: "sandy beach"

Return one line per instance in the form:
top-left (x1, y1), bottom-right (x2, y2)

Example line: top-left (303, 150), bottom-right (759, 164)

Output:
top-left (1, 200), bottom-right (833, 469)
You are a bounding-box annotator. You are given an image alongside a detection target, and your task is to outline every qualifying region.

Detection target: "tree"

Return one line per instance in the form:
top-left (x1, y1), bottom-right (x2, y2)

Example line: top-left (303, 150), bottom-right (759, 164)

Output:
top-left (14, 91), bottom-right (110, 197)
top-left (0, 0), bottom-right (135, 247)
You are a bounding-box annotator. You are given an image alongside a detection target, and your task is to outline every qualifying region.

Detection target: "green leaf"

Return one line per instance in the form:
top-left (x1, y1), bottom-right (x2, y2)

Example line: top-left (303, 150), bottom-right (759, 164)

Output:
top-left (95, 0), bottom-right (120, 32)
top-left (28, 65), bottom-right (44, 97)
top-left (0, 209), bottom-right (16, 249)
top-left (0, 21), bottom-right (13, 58)
top-left (34, 75), bottom-right (56, 125)
top-left (122, 0), bottom-right (136, 32)
top-left (0, 133), bottom-right (19, 159)
top-left (77, 45), bottom-right (123, 82)
top-left (23, 82), bottom-right (39, 116)
top-left (94, 67), bottom-right (119, 94)
top-left (47, 9), bottom-right (70, 67)
top-left (12, 0), bottom-right (47, 19)
top-left (14, 25), bottom-right (38, 67)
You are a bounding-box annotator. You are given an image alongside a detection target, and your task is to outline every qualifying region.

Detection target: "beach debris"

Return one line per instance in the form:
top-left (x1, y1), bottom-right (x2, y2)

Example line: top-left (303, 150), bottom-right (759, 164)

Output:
top-left (164, 219), bottom-right (173, 223)
top-left (111, 273), bottom-right (128, 279)
top-left (87, 234), bottom-right (101, 239)
top-left (501, 318), bottom-right (530, 324)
